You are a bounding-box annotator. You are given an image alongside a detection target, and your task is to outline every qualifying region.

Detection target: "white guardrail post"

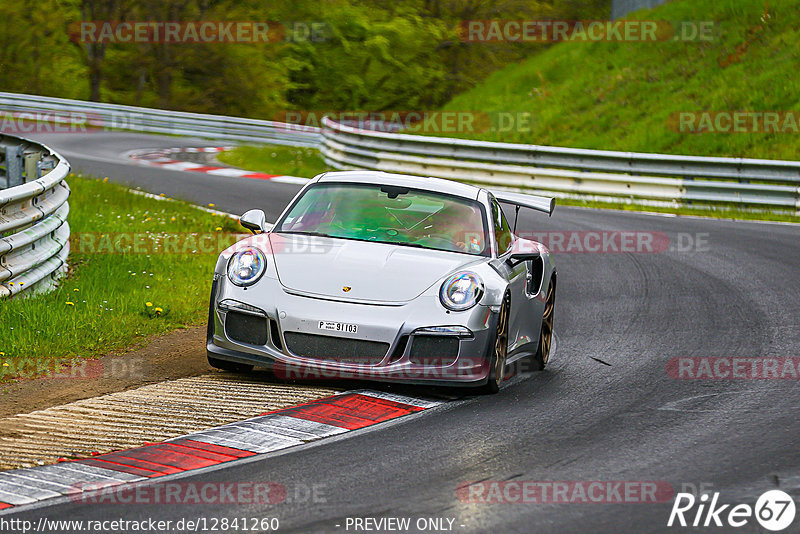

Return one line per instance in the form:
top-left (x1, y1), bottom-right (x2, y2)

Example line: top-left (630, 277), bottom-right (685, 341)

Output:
top-left (0, 134), bottom-right (70, 299)
top-left (320, 117), bottom-right (800, 214)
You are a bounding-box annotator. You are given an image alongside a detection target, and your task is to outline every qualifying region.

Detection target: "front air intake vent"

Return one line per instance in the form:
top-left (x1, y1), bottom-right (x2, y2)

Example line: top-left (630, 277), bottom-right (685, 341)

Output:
top-left (284, 332), bottom-right (389, 365)
top-left (225, 311), bottom-right (268, 346)
top-left (409, 336), bottom-right (459, 366)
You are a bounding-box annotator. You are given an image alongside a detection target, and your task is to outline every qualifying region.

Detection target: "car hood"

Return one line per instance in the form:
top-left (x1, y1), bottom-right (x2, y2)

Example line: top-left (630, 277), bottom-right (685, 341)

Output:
top-left (269, 233), bottom-right (483, 303)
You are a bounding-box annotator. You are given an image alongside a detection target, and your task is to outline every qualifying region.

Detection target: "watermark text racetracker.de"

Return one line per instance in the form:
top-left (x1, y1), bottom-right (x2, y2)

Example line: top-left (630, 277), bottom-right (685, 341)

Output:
top-left (0, 356), bottom-right (145, 380)
top-left (511, 231), bottom-right (709, 254)
top-left (69, 20), bottom-right (331, 43)
top-left (460, 19), bottom-right (716, 43)
top-left (456, 480), bottom-right (674, 504)
top-left (274, 110), bottom-right (534, 134)
top-left (0, 110), bottom-right (148, 134)
top-left (69, 480), bottom-right (326, 505)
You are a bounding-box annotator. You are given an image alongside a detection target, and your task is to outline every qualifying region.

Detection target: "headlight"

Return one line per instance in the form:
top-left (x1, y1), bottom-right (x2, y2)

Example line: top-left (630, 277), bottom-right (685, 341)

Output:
top-left (227, 247), bottom-right (266, 286)
top-left (440, 272), bottom-right (484, 311)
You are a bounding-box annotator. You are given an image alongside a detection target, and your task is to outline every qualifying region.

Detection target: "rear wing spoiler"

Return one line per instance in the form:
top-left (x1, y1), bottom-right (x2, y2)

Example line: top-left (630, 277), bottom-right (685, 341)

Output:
top-left (492, 190), bottom-right (555, 217)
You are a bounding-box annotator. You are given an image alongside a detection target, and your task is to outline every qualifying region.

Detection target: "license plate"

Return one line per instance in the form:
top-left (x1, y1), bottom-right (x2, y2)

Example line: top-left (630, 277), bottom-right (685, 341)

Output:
top-left (318, 321), bottom-right (358, 334)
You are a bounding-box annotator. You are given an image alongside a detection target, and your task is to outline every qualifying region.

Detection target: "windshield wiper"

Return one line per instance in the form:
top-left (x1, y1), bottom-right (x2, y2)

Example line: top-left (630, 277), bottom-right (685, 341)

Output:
top-left (278, 231), bottom-right (331, 238)
top-left (373, 240), bottom-right (428, 249)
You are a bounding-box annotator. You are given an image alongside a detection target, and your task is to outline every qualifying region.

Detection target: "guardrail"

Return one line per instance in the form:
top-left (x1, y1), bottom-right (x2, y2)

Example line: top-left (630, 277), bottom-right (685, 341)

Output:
top-left (320, 117), bottom-right (800, 212)
top-left (0, 92), bottom-right (321, 147)
top-left (3, 93), bottom-right (798, 212)
top-left (0, 135), bottom-right (70, 298)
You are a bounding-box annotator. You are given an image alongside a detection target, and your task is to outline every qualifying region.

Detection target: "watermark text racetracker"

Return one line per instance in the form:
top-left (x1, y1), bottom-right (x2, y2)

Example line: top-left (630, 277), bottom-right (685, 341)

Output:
top-left (670, 111), bottom-right (800, 134)
top-left (69, 20), bottom-right (331, 43)
top-left (0, 110), bottom-right (150, 134)
top-left (0, 356), bottom-right (145, 380)
top-left (69, 480), bottom-right (326, 505)
top-left (667, 357), bottom-right (800, 380)
top-left (456, 480), bottom-right (674, 504)
top-left (512, 231), bottom-right (709, 254)
top-left (460, 20), bottom-right (716, 43)
top-left (274, 110), bottom-right (534, 134)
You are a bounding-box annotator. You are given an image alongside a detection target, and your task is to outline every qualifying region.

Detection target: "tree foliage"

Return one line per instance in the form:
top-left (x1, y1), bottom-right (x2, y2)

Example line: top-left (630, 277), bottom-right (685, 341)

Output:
top-left (0, 0), bottom-right (611, 118)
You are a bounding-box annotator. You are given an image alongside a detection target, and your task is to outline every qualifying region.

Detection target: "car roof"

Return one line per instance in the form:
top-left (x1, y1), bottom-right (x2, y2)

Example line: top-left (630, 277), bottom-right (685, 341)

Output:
top-left (314, 171), bottom-right (482, 200)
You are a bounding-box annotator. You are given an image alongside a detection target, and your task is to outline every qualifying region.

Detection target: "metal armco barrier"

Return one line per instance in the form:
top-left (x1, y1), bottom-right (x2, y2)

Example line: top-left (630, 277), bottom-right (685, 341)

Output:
top-left (0, 92), bottom-right (321, 147)
top-left (2, 93), bottom-right (798, 212)
top-left (320, 117), bottom-right (800, 213)
top-left (0, 135), bottom-right (70, 298)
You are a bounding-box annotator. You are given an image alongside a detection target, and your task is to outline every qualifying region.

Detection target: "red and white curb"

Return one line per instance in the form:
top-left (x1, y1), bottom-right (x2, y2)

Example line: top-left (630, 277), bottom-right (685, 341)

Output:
top-left (0, 390), bottom-right (439, 511)
top-left (127, 146), bottom-right (311, 185)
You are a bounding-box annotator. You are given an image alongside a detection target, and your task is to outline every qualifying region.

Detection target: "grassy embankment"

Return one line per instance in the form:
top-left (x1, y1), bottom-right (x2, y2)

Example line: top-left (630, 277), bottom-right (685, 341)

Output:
top-left (0, 175), bottom-right (241, 379)
top-left (216, 0), bottom-right (800, 222)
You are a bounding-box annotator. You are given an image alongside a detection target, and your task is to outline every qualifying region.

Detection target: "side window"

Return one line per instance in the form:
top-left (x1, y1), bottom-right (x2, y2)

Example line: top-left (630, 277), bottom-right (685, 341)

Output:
top-left (491, 198), bottom-right (513, 254)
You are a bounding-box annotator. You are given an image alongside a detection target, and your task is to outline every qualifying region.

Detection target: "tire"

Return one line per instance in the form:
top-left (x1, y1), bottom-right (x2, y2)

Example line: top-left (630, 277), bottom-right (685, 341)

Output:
top-left (479, 292), bottom-right (510, 394)
top-left (208, 355), bottom-right (254, 374)
top-left (533, 277), bottom-right (556, 370)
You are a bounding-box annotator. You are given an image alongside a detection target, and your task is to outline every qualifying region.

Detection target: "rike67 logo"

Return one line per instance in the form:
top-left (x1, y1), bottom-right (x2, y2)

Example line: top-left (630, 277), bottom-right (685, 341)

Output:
top-left (668, 490), bottom-right (796, 531)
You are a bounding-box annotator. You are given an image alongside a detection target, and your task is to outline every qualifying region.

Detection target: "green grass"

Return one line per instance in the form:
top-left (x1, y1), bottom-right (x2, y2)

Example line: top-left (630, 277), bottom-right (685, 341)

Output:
top-left (437, 0), bottom-right (800, 160)
top-left (0, 175), bottom-right (242, 380)
top-left (554, 197), bottom-right (800, 223)
top-left (217, 145), bottom-right (331, 178)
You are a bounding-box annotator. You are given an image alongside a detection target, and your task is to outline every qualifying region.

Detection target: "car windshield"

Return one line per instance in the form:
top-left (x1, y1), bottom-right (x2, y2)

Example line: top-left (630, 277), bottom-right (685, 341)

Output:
top-left (275, 183), bottom-right (489, 256)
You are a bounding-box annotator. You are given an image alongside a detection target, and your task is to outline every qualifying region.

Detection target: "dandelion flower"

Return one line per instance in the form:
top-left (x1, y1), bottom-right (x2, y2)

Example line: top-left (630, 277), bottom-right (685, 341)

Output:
top-left (146, 302), bottom-right (153, 307)
top-left (208, 203), bottom-right (215, 208)
top-left (155, 307), bottom-right (163, 316)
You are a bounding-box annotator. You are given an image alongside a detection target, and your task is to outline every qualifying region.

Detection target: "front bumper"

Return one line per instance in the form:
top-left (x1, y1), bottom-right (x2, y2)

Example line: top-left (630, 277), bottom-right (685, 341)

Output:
top-left (207, 277), bottom-right (498, 387)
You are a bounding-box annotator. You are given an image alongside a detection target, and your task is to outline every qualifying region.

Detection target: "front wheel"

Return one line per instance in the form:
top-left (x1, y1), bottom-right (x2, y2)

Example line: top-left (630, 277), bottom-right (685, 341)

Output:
top-left (479, 293), bottom-right (510, 394)
top-left (533, 278), bottom-right (556, 370)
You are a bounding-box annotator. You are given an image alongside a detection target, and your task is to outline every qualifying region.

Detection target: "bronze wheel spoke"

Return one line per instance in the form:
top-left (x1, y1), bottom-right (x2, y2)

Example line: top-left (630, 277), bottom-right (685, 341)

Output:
top-left (494, 296), bottom-right (510, 386)
top-left (537, 281), bottom-right (556, 366)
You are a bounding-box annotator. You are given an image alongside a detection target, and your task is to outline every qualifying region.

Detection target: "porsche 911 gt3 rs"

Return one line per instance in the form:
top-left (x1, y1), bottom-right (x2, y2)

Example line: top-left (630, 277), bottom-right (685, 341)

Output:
top-left (207, 171), bottom-right (557, 393)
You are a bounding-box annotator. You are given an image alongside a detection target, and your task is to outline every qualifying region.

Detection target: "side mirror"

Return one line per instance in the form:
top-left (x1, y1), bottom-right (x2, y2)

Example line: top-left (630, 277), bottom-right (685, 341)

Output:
top-left (506, 251), bottom-right (540, 267)
top-left (240, 209), bottom-right (267, 234)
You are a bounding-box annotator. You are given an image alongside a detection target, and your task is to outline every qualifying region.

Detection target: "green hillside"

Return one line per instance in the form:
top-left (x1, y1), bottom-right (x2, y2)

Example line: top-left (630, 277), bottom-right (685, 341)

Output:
top-left (439, 0), bottom-right (800, 160)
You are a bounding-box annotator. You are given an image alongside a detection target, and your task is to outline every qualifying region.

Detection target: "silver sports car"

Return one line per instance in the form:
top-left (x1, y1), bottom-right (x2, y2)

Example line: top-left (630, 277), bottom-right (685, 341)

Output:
top-left (207, 171), bottom-right (557, 393)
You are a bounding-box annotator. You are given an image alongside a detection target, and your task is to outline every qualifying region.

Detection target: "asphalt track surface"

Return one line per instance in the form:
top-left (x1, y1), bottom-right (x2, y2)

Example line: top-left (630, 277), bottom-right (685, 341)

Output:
top-left (9, 132), bottom-right (800, 533)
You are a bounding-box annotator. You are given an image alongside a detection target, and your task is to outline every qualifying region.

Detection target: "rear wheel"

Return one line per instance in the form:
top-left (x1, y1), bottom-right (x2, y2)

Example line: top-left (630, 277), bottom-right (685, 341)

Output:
top-left (533, 278), bottom-right (556, 370)
top-left (480, 292), bottom-right (510, 394)
top-left (208, 356), bottom-right (254, 374)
